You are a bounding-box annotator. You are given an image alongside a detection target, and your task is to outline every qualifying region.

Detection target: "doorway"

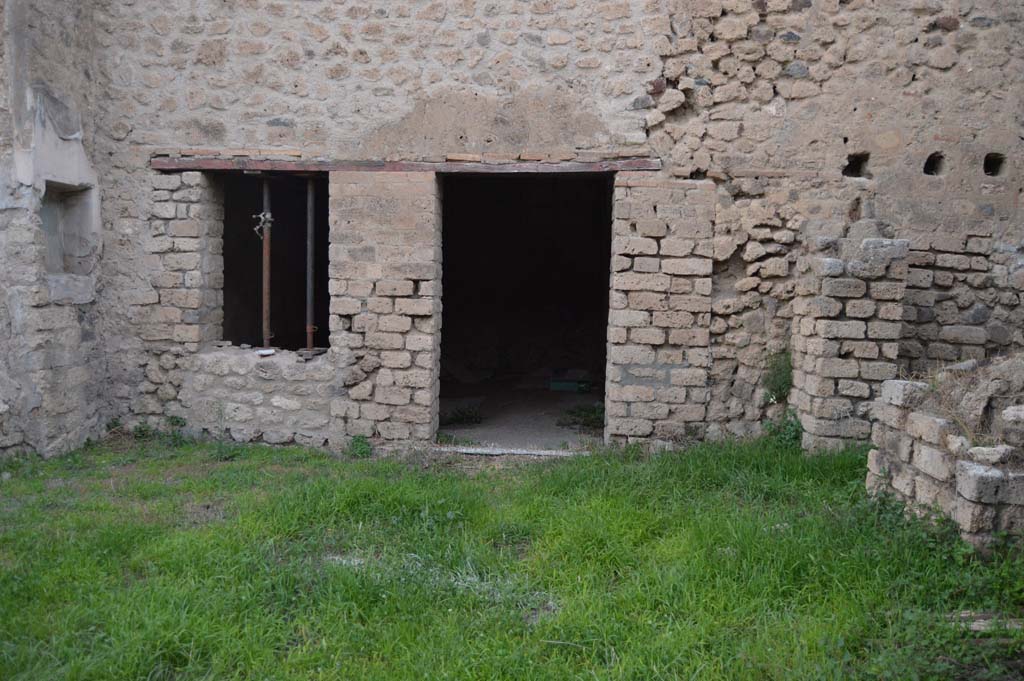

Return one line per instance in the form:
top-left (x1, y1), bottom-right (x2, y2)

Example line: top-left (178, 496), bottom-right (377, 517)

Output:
top-left (439, 173), bottom-right (613, 450)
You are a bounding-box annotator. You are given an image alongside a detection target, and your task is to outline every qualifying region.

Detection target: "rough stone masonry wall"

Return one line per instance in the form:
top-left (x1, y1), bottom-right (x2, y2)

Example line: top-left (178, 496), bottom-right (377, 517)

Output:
top-left (326, 172), bottom-right (442, 444)
top-left (868, 378), bottom-right (1024, 547)
top-left (2, 1), bottom-right (1023, 457)
top-left (901, 231), bottom-right (1024, 374)
top-left (644, 0), bottom-right (1023, 382)
top-left (128, 171), bottom-right (225, 424)
top-left (790, 236), bottom-right (908, 451)
top-left (0, 0), bottom-right (108, 457)
top-left (92, 0), bottom-right (665, 158)
top-left (85, 0), bottom-right (665, 450)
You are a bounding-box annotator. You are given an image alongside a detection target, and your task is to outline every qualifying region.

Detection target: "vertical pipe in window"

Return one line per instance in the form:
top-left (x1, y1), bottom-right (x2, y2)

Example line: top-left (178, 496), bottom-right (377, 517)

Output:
top-left (306, 178), bottom-right (315, 351)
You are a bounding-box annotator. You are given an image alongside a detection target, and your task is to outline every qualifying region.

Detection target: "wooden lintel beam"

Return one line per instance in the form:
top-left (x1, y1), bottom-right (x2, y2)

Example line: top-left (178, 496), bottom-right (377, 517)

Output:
top-left (149, 156), bottom-right (662, 174)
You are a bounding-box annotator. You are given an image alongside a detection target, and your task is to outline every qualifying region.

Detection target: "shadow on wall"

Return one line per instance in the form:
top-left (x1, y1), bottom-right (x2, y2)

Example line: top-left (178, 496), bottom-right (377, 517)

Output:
top-left (360, 88), bottom-right (611, 159)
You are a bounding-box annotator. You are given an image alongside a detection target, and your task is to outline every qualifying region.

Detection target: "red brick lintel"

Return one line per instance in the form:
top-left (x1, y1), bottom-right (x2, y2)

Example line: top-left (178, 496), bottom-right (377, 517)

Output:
top-left (150, 156), bottom-right (663, 174)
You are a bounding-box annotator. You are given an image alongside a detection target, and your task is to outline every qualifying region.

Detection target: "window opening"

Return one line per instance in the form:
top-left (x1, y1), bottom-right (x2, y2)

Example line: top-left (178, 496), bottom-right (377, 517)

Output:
top-left (222, 174), bottom-right (329, 352)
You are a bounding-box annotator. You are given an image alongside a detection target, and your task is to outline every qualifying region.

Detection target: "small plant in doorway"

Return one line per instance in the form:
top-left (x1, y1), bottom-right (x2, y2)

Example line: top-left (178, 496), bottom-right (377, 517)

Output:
top-left (763, 350), bottom-right (793, 404)
top-left (557, 403), bottom-right (605, 433)
top-left (436, 432), bottom-right (477, 446)
top-left (439, 407), bottom-right (483, 427)
top-left (765, 409), bottom-right (803, 447)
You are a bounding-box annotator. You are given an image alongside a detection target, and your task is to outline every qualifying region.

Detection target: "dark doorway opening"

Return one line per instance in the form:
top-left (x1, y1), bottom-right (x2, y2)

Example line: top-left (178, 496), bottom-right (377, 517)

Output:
top-left (439, 173), bottom-right (613, 450)
top-left (222, 174), bottom-right (330, 351)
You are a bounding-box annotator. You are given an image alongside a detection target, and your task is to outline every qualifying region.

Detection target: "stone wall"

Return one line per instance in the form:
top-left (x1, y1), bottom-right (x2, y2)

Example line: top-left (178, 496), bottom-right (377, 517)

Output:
top-left (606, 173), bottom-right (716, 444)
top-left (901, 231), bottom-right (1024, 373)
top-left (176, 348), bottom-right (342, 448)
top-left (326, 171), bottom-right (442, 444)
top-left (126, 170), bottom-right (224, 424)
top-left (790, 235), bottom-right (908, 451)
top-left (93, 0), bottom-right (664, 158)
top-left (0, 0), bottom-right (107, 457)
top-left (0, 1), bottom-right (1022, 456)
top-left (129, 170), bottom-right (442, 449)
top-left (868, 371), bottom-right (1024, 548)
top-left (706, 193), bottom-right (802, 439)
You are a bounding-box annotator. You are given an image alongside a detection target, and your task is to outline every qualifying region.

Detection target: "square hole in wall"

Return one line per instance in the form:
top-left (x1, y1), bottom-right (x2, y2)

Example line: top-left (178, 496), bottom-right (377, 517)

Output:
top-left (39, 181), bottom-right (96, 275)
top-left (842, 153), bottom-right (871, 178)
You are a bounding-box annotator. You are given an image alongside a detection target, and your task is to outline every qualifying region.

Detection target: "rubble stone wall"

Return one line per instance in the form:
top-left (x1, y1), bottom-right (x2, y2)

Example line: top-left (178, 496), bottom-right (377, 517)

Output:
top-left (176, 348), bottom-right (342, 448)
top-left (0, 0), bottom-right (107, 457)
top-left (868, 377), bottom-right (1024, 547)
top-left (901, 232), bottom-right (1024, 373)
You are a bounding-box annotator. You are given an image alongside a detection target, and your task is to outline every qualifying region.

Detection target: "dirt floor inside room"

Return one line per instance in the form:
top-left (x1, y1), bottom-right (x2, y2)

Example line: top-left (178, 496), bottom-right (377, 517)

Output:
top-left (439, 174), bottom-right (613, 451)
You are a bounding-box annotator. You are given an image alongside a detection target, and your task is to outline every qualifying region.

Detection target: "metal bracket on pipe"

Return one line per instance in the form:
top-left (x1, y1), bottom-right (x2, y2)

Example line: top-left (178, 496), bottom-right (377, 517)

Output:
top-left (253, 211), bottom-right (274, 239)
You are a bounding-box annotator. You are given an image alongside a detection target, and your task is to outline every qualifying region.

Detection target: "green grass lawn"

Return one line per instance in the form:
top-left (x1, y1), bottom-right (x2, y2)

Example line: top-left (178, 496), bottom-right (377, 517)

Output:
top-left (1, 434), bottom-right (1022, 680)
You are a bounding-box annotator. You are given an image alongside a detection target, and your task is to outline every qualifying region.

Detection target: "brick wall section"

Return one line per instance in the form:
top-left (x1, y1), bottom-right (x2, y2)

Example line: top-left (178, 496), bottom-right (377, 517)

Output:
top-left (139, 170), bottom-right (442, 448)
top-left (606, 173), bottom-right (715, 445)
top-left (868, 379), bottom-right (1024, 548)
top-left (790, 237), bottom-right (908, 451)
top-left (146, 171), bottom-right (224, 348)
top-left (327, 172), bottom-right (442, 443)
top-left (132, 171), bottom-right (224, 421)
top-left (901, 231), bottom-right (1024, 373)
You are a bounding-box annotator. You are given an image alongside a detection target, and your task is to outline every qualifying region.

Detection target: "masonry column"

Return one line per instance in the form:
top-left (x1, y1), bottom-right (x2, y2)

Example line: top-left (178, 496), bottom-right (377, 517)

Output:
top-left (132, 171), bottom-right (224, 423)
top-left (790, 236), bottom-right (909, 451)
top-left (327, 172), bottom-right (442, 444)
top-left (606, 174), bottom-right (715, 446)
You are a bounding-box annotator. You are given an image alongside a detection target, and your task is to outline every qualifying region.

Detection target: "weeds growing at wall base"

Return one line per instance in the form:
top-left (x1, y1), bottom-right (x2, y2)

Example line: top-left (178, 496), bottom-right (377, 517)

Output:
top-left (0, 434), bottom-right (1022, 679)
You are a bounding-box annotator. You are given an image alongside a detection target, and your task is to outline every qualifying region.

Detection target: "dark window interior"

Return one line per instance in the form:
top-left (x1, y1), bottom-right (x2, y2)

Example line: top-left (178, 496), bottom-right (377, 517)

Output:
top-left (440, 173), bottom-right (612, 397)
top-left (222, 174), bottom-right (329, 350)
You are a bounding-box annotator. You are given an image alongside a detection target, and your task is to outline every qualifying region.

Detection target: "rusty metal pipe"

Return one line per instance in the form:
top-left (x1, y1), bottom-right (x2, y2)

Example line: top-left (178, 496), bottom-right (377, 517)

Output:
top-left (306, 178), bottom-right (315, 351)
top-left (261, 179), bottom-right (272, 348)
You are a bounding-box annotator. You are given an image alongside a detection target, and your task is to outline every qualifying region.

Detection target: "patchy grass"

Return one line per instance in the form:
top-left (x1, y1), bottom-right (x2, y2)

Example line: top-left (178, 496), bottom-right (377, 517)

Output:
top-left (1, 436), bottom-right (1023, 680)
top-left (344, 435), bottom-right (373, 459)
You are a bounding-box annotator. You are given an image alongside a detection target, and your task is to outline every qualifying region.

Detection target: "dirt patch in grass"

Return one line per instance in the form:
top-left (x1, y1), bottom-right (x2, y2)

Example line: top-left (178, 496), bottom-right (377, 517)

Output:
top-left (389, 449), bottom-right (545, 476)
top-left (524, 599), bottom-right (559, 626)
top-left (180, 498), bottom-right (229, 527)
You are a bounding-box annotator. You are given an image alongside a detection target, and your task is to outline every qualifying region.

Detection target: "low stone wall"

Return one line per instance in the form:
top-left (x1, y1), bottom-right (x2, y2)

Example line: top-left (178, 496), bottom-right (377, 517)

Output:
top-left (175, 347), bottom-right (343, 448)
top-left (867, 378), bottom-right (1024, 547)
